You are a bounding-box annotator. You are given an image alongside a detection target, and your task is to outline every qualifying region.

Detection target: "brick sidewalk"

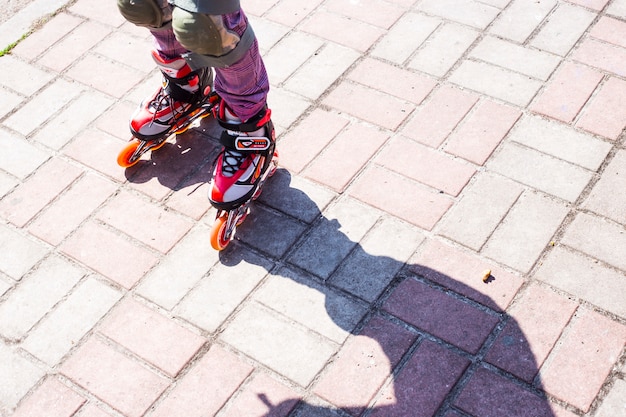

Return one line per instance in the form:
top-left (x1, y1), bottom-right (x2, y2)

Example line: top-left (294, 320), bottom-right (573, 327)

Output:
top-left (1, 0), bottom-right (625, 416)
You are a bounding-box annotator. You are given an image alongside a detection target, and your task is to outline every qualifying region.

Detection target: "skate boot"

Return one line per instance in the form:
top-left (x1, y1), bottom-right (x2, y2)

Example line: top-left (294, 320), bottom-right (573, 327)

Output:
top-left (117, 50), bottom-right (216, 167)
top-left (208, 101), bottom-right (279, 250)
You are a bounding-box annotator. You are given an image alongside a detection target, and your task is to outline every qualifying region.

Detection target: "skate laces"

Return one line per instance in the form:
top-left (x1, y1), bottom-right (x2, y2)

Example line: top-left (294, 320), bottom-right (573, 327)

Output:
top-left (221, 148), bottom-right (249, 177)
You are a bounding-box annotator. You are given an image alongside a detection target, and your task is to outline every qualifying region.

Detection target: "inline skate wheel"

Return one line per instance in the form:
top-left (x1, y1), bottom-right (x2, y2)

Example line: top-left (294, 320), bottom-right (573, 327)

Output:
top-left (117, 139), bottom-right (142, 168)
top-left (210, 213), bottom-right (231, 251)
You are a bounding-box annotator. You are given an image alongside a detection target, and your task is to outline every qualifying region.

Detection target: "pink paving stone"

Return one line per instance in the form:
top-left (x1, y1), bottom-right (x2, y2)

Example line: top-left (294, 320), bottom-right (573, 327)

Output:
top-left (370, 340), bottom-right (470, 417)
top-left (28, 174), bottom-right (118, 246)
top-left (72, 404), bottom-right (114, 417)
top-left (538, 308), bottom-right (626, 412)
top-left (63, 129), bottom-right (132, 183)
top-left (164, 169), bottom-right (214, 220)
top-left (409, 239), bottom-right (524, 312)
top-left (530, 61), bottom-right (604, 123)
top-left (98, 298), bottom-right (205, 377)
top-left (96, 100), bottom-right (137, 140)
top-left (485, 283), bottom-right (578, 383)
top-left (37, 21), bottom-right (112, 72)
top-left (327, 0), bottom-right (404, 28)
top-left (300, 11), bottom-right (385, 52)
top-left (313, 316), bottom-right (417, 416)
top-left (61, 337), bottom-right (169, 417)
top-left (590, 16), bottom-right (626, 48)
top-left (401, 85), bottom-right (479, 148)
top-left (576, 77), bottom-right (626, 140)
top-left (60, 221), bottom-right (159, 289)
top-left (572, 38), bottom-right (626, 77)
top-left (95, 190), bottom-right (193, 253)
top-left (221, 372), bottom-right (300, 417)
top-left (12, 13), bottom-right (84, 61)
top-left (376, 136), bottom-right (476, 196)
top-left (69, 0), bottom-right (126, 27)
top-left (566, 0), bottom-right (610, 11)
top-left (303, 123), bottom-right (389, 192)
top-left (349, 165), bottom-right (453, 230)
top-left (278, 109), bottom-right (349, 174)
top-left (149, 345), bottom-right (254, 417)
top-left (444, 99), bottom-right (522, 165)
top-left (12, 377), bottom-right (86, 417)
top-left (66, 54), bottom-right (147, 99)
top-left (323, 82), bottom-right (413, 130)
top-left (455, 367), bottom-right (557, 417)
top-left (266, 0), bottom-right (323, 26)
top-left (244, 0), bottom-right (280, 17)
top-left (0, 158), bottom-right (83, 227)
top-left (383, 278), bottom-right (500, 353)
top-left (348, 58), bottom-right (437, 104)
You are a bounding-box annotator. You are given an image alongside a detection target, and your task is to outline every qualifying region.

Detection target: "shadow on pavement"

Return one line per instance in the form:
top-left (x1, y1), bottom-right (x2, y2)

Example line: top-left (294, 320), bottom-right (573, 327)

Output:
top-left (213, 169), bottom-right (559, 417)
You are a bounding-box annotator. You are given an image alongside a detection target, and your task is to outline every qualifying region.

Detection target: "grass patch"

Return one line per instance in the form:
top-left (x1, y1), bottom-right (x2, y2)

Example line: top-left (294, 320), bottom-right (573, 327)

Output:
top-left (0, 34), bottom-right (27, 57)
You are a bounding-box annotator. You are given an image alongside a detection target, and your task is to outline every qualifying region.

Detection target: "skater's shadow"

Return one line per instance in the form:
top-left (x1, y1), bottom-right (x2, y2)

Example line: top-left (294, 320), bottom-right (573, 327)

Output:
top-left (216, 169), bottom-right (559, 417)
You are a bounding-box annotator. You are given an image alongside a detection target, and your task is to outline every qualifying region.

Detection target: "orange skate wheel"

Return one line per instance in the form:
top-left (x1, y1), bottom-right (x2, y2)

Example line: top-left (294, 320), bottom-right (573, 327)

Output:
top-left (117, 139), bottom-right (142, 168)
top-left (210, 213), bottom-right (231, 251)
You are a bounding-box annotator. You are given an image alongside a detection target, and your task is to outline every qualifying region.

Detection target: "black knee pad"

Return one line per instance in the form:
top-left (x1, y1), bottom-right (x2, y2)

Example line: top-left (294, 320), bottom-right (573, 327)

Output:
top-left (117, 0), bottom-right (171, 29)
top-left (172, 8), bottom-right (240, 56)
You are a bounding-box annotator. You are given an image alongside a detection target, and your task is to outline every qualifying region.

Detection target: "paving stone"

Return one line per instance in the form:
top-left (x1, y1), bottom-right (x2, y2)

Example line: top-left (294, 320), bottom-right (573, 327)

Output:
top-left (149, 346), bottom-right (253, 417)
top-left (417, 0), bottom-right (500, 29)
top-left (0, 224), bottom-right (48, 281)
top-left (254, 267), bottom-right (367, 343)
top-left (263, 31), bottom-right (324, 85)
top-left (276, 109), bottom-right (348, 174)
top-left (410, 238), bottom-right (524, 312)
top-left (443, 99), bottom-right (521, 166)
top-left (408, 22), bottom-right (479, 78)
top-left (485, 283), bottom-right (578, 382)
top-left (376, 136), bottom-right (476, 196)
top-left (349, 165), bottom-right (453, 231)
top-left (60, 221), bottom-right (158, 289)
top-left (534, 246), bottom-right (626, 319)
top-left (71, 404), bottom-right (112, 417)
top-left (12, 13), bottom-right (83, 60)
top-left (455, 367), bottom-right (557, 417)
top-left (402, 85), bottom-right (478, 149)
top-left (538, 308), bottom-right (626, 411)
top-left (288, 197), bottom-right (380, 279)
top-left (438, 172), bottom-right (523, 251)
top-left (531, 61), bottom-right (604, 123)
top-left (0, 172), bottom-right (17, 201)
top-left (267, 86), bottom-right (313, 132)
top-left (68, 0), bottom-right (126, 27)
top-left (0, 56), bottom-right (55, 97)
top-left (37, 21), bottom-right (112, 72)
top-left (371, 12), bottom-right (441, 65)
top-left (62, 129), bottom-right (128, 183)
top-left (470, 36), bottom-right (561, 81)
top-left (0, 88), bottom-right (24, 120)
top-left (265, 0), bottom-right (323, 27)
top-left (530, 3), bottom-right (596, 56)
top-left (61, 337), bottom-right (169, 417)
top-left (607, 0), bottom-right (626, 17)
top-left (221, 372), bottom-right (300, 417)
top-left (482, 190), bottom-right (570, 273)
top-left (0, 255), bottom-right (83, 341)
top-left (572, 38), bottom-right (626, 77)
top-left (325, 0), bottom-right (404, 28)
top-left (284, 42), bottom-right (360, 100)
top-left (582, 149), bottom-right (626, 224)
top-left (508, 114), bottom-right (612, 171)
top-left (303, 122), bottom-right (388, 192)
top-left (369, 341), bottom-right (470, 417)
top-left (93, 31), bottom-right (154, 73)
top-left (0, 158), bottom-right (83, 227)
top-left (330, 216), bottom-right (425, 302)
top-left (566, 0), bottom-right (610, 10)
top-left (313, 316), bottom-right (417, 416)
top-left (561, 212), bottom-right (626, 272)
top-left (31, 91), bottom-right (114, 150)
top-left (299, 10), bottom-right (384, 52)
top-left (576, 76), bottom-right (626, 140)
top-left (136, 225), bottom-right (219, 310)
top-left (449, 60), bottom-right (544, 106)
top-left (595, 379), bottom-right (626, 417)
top-left (384, 277), bottom-right (500, 353)
top-left (220, 302), bottom-right (337, 386)
top-left (322, 81), bottom-right (412, 131)
top-left (489, 0), bottom-right (557, 42)
top-left (3, 79), bottom-right (85, 136)
top-left (348, 58), bottom-right (436, 105)
top-left (174, 247), bottom-right (271, 332)
top-left (12, 377), bottom-right (85, 417)
top-left (0, 128), bottom-right (50, 180)
top-left (0, 341), bottom-right (45, 409)
top-left (22, 277), bottom-right (121, 366)
top-left (66, 54), bottom-right (146, 99)
top-left (249, 16), bottom-right (290, 54)
top-left (590, 15), bottom-right (626, 49)
top-left (487, 142), bottom-right (592, 203)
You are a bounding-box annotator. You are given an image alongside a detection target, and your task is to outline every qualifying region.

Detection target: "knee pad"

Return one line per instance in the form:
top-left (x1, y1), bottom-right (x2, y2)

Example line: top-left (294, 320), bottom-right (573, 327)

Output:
top-left (172, 8), bottom-right (240, 56)
top-left (117, 0), bottom-right (172, 29)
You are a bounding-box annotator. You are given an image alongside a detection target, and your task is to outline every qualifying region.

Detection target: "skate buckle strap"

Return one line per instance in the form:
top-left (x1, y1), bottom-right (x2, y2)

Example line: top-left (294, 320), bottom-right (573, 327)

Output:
top-left (235, 136), bottom-right (271, 151)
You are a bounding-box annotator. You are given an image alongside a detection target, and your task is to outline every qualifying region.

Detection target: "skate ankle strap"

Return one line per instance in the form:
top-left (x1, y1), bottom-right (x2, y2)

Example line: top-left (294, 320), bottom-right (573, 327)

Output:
top-left (219, 131), bottom-right (271, 152)
top-left (163, 73), bottom-right (199, 103)
top-left (217, 107), bottom-right (272, 132)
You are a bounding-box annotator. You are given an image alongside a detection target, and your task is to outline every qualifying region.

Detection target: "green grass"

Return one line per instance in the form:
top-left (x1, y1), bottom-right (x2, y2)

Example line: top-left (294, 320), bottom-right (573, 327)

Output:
top-left (0, 33), bottom-right (28, 57)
